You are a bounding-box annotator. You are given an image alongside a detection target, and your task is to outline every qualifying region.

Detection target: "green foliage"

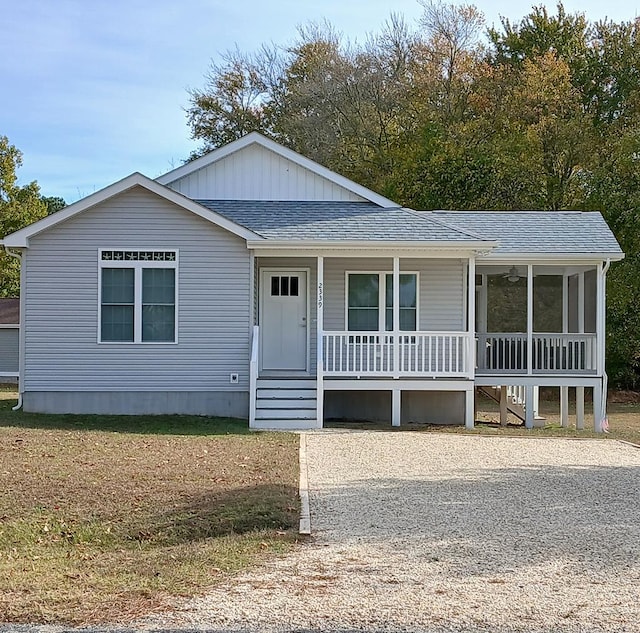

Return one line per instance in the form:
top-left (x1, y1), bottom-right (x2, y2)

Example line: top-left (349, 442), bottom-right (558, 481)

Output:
top-left (186, 2), bottom-right (640, 386)
top-left (0, 136), bottom-right (47, 297)
top-left (41, 195), bottom-right (66, 215)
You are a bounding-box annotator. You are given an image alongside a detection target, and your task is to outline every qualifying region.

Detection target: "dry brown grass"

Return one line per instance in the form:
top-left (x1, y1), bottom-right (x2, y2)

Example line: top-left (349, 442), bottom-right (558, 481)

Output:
top-left (0, 387), bottom-right (299, 625)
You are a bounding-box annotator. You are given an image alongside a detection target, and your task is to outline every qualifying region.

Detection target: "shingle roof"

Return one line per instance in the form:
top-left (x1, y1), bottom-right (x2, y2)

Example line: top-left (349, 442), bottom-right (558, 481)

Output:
top-left (431, 211), bottom-right (623, 255)
top-left (196, 201), bottom-right (489, 243)
top-left (0, 298), bottom-right (19, 325)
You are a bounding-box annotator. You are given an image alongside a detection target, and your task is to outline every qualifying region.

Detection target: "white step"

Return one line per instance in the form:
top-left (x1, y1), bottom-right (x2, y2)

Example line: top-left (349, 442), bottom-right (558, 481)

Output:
top-left (252, 418), bottom-right (320, 430)
top-left (257, 379), bottom-right (317, 389)
top-left (255, 408), bottom-right (317, 420)
top-left (257, 398), bottom-right (316, 409)
top-left (257, 388), bottom-right (317, 399)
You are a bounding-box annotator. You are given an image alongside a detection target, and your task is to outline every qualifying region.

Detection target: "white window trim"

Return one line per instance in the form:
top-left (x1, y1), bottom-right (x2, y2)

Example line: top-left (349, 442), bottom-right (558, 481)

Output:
top-left (344, 270), bottom-right (419, 331)
top-left (97, 249), bottom-right (179, 344)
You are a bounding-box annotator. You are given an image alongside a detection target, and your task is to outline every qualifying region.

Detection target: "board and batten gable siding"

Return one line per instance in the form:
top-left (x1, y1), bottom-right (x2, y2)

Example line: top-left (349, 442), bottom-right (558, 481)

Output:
top-left (0, 328), bottom-right (19, 374)
top-left (23, 187), bottom-right (251, 392)
top-left (324, 257), bottom-right (465, 331)
top-left (167, 144), bottom-right (367, 202)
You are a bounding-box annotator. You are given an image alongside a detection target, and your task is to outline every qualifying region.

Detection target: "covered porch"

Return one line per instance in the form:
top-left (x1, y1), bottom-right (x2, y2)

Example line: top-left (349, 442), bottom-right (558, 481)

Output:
top-left (249, 248), bottom-right (480, 429)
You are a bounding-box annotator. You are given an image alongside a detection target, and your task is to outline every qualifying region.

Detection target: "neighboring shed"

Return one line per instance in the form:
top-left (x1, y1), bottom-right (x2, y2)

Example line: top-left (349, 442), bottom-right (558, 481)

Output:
top-left (0, 298), bottom-right (19, 379)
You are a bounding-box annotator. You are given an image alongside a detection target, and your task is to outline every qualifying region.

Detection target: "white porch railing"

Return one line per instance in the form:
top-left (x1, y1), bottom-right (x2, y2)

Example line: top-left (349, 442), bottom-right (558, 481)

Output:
top-left (322, 331), bottom-right (473, 377)
top-left (476, 333), bottom-right (597, 374)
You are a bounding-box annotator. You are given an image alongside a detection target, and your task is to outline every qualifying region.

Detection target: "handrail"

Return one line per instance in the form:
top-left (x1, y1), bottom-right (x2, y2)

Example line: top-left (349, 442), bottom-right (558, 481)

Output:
top-left (249, 325), bottom-right (259, 428)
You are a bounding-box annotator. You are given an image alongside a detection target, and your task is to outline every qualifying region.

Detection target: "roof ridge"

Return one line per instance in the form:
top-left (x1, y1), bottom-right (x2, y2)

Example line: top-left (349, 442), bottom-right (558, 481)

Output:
top-left (403, 208), bottom-right (487, 241)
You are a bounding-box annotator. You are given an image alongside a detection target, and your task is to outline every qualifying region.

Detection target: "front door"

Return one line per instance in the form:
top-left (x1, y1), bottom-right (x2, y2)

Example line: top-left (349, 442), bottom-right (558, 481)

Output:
top-left (260, 269), bottom-right (308, 372)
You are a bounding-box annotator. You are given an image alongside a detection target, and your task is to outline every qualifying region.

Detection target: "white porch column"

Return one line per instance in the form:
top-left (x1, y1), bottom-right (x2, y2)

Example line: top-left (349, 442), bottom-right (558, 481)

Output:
top-left (560, 386), bottom-right (569, 428)
top-left (596, 262), bottom-right (605, 377)
top-left (527, 264), bottom-right (533, 376)
top-left (465, 387), bottom-right (475, 429)
top-left (575, 271), bottom-right (586, 430)
top-left (499, 385), bottom-right (508, 426)
top-left (393, 256), bottom-right (400, 380)
top-left (468, 255), bottom-right (476, 376)
top-left (392, 389), bottom-right (401, 427)
top-left (593, 382), bottom-right (603, 433)
top-left (525, 384), bottom-right (535, 429)
top-left (316, 256), bottom-right (324, 429)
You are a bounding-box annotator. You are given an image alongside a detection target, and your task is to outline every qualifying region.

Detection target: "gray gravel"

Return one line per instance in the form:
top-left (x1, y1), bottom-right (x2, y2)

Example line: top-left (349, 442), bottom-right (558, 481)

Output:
top-left (140, 432), bottom-right (640, 633)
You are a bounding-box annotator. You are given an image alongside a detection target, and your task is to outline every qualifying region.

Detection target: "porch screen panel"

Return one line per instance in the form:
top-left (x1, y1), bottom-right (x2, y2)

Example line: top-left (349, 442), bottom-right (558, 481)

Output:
top-left (101, 268), bottom-right (135, 342)
top-left (385, 274), bottom-right (417, 331)
top-left (348, 274), bottom-right (379, 330)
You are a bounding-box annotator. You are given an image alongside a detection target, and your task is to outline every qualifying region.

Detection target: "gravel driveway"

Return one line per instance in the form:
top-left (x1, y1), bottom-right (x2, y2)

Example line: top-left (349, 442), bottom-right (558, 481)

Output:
top-left (148, 432), bottom-right (640, 633)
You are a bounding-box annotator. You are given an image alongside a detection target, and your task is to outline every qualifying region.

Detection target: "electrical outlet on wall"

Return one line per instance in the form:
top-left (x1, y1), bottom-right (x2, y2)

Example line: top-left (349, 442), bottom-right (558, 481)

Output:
top-left (229, 373), bottom-right (239, 384)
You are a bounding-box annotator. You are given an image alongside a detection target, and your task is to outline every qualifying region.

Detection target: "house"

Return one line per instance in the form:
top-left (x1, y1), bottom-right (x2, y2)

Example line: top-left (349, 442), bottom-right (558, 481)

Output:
top-left (0, 133), bottom-right (624, 430)
top-left (0, 298), bottom-right (19, 382)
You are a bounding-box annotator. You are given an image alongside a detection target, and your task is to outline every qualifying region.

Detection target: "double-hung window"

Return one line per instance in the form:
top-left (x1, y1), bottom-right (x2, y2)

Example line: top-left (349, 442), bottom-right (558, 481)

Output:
top-left (347, 272), bottom-right (417, 331)
top-left (99, 250), bottom-right (178, 343)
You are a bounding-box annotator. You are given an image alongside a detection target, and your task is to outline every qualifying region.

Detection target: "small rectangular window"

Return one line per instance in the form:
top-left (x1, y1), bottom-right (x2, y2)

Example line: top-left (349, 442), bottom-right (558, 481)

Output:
top-left (281, 276), bottom-right (290, 296)
top-left (271, 276), bottom-right (280, 296)
top-left (290, 276), bottom-right (299, 296)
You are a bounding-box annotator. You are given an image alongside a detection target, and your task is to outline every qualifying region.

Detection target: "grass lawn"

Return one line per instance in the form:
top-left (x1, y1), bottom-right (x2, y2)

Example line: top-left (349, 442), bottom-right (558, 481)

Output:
top-left (0, 386), bottom-right (300, 625)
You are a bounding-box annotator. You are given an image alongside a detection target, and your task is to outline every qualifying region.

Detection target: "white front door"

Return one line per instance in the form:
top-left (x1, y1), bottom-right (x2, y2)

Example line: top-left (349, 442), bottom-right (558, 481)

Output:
top-left (260, 269), bottom-right (308, 372)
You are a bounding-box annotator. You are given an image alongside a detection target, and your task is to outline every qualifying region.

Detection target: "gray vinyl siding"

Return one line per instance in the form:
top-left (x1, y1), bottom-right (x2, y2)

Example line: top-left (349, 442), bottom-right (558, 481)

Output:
top-left (324, 257), bottom-right (465, 331)
top-left (24, 187), bottom-right (251, 392)
top-left (0, 328), bottom-right (19, 374)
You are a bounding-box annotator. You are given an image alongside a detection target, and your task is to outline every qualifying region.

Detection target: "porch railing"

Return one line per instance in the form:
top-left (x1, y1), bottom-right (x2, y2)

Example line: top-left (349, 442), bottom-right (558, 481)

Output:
top-left (476, 333), bottom-right (597, 374)
top-left (322, 331), bottom-right (473, 377)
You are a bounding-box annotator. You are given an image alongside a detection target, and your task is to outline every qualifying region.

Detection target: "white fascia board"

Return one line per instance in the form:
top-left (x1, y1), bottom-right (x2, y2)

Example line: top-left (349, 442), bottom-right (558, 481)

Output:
top-left (481, 252), bottom-right (625, 264)
top-left (155, 132), bottom-right (399, 208)
top-left (247, 239), bottom-right (496, 250)
top-left (248, 241), bottom-right (497, 259)
top-left (2, 173), bottom-right (262, 247)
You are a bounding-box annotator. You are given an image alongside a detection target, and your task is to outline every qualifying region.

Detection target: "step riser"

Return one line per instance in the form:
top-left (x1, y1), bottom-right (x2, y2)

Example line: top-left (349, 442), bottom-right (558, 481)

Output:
top-left (257, 399), bottom-right (316, 409)
top-left (256, 409), bottom-right (317, 420)
top-left (256, 379), bottom-right (317, 389)
top-left (257, 389), bottom-right (317, 399)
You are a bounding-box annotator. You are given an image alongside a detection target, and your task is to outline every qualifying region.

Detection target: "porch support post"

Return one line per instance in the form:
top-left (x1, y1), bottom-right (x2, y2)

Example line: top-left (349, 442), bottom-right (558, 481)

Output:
top-left (562, 274), bottom-right (569, 334)
top-left (560, 386), bottom-right (569, 428)
top-left (465, 387), bottom-right (475, 429)
top-left (527, 264), bottom-right (533, 375)
top-left (468, 255), bottom-right (476, 376)
top-left (392, 389), bottom-right (401, 427)
top-left (316, 256), bottom-right (324, 429)
top-left (593, 382), bottom-right (603, 432)
top-left (524, 385), bottom-right (534, 429)
top-left (499, 385), bottom-right (508, 426)
top-left (576, 386), bottom-right (585, 430)
top-left (578, 273), bottom-right (585, 334)
top-left (393, 256), bottom-right (400, 379)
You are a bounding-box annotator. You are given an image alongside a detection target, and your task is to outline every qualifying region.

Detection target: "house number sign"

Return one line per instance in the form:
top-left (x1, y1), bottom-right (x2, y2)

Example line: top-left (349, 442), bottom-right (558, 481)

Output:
top-left (318, 282), bottom-right (323, 309)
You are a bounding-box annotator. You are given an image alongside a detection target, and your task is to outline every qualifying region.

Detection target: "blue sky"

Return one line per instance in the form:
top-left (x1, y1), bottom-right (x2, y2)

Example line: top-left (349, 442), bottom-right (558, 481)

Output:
top-left (2, 0), bottom-right (637, 202)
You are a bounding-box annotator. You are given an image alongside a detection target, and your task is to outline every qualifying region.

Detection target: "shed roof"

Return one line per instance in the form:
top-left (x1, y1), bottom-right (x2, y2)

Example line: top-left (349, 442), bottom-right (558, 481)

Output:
top-left (431, 211), bottom-right (623, 257)
top-left (0, 298), bottom-right (19, 325)
top-left (196, 201), bottom-right (489, 243)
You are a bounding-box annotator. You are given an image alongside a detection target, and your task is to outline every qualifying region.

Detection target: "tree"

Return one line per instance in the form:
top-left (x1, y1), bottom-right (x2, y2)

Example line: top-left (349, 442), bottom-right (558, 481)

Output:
top-left (0, 136), bottom-right (47, 297)
top-left (41, 195), bottom-right (66, 215)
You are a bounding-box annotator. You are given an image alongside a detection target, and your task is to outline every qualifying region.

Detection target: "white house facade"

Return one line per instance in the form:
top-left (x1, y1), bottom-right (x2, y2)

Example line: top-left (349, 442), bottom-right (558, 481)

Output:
top-left (1, 133), bottom-right (624, 430)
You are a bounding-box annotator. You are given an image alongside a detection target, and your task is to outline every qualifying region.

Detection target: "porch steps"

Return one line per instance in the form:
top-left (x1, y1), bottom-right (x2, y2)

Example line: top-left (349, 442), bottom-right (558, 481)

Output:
top-left (478, 386), bottom-right (526, 423)
top-left (254, 378), bottom-right (318, 429)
